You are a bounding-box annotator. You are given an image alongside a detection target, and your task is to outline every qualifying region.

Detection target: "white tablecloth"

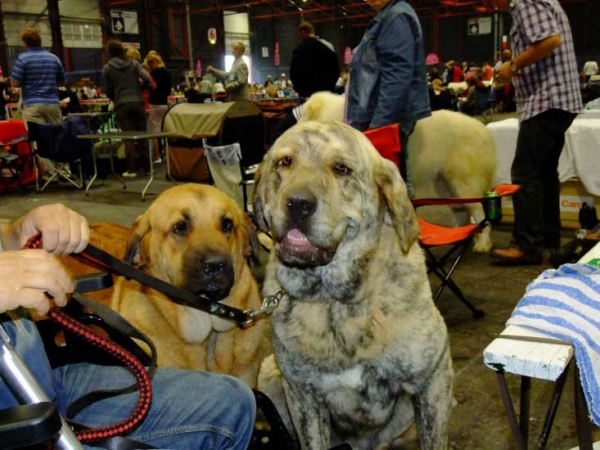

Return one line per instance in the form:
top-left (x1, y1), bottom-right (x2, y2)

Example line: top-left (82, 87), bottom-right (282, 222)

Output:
top-left (488, 117), bottom-right (600, 196)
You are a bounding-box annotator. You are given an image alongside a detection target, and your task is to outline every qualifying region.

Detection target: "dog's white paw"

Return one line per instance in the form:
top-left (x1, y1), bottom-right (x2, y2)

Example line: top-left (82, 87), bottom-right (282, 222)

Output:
top-left (473, 231), bottom-right (493, 253)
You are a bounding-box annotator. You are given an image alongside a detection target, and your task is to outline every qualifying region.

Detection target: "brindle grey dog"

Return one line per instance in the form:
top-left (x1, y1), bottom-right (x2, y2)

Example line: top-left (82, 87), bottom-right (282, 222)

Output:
top-left (254, 121), bottom-right (454, 449)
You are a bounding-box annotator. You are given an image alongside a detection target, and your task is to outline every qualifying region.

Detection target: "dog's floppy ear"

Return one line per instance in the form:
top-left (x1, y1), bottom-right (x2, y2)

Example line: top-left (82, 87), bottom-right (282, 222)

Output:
top-left (375, 158), bottom-right (421, 254)
top-left (252, 159), bottom-right (278, 233)
top-left (242, 213), bottom-right (271, 286)
top-left (124, 214), bottom-right (150, 267)
top-left (240, 212), bottom-right (259, 258)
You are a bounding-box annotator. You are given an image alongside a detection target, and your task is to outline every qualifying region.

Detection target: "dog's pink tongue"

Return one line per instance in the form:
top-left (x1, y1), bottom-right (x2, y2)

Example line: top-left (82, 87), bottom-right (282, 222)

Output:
top-left (283, 229), bottom-right (315, 252)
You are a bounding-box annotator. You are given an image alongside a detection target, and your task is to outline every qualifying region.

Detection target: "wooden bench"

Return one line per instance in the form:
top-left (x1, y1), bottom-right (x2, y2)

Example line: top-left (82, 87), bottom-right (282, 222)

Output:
top-left (483, 241), bottom-right (600, 449)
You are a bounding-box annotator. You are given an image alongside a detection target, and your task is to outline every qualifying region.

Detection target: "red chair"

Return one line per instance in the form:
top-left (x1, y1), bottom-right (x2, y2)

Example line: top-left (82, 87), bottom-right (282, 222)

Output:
top-left (0, 119), bottom-right (37, 192)
top-left (364, 124), bottom-right (519, 318)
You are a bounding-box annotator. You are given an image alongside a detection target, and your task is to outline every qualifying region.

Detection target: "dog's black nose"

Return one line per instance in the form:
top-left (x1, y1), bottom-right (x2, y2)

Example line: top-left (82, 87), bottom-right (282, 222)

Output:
top-left (287, 190), bottom-right (317, 222)
top-left (203, 255), bottom-right (229, 276)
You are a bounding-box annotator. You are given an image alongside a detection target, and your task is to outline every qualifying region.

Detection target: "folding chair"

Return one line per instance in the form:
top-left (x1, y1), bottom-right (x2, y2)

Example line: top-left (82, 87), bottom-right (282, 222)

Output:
top-left (363, 124), bottom-right (519, 318)
top-left (204, 111), bottom-right (267, 213)
top-left (412, 184), bottom-right (519, 318)
top-left (27, 117), bottom-right (94, 191)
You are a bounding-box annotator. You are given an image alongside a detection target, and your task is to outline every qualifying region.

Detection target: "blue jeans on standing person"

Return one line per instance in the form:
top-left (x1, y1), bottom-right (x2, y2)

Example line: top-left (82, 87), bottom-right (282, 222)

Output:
top-left (0, 313), bottom-right (256, 449)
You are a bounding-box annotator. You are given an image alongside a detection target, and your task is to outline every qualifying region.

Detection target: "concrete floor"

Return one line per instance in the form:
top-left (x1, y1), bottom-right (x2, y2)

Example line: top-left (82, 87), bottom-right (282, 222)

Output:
top-left (1, 156), bottom-right (598, 449)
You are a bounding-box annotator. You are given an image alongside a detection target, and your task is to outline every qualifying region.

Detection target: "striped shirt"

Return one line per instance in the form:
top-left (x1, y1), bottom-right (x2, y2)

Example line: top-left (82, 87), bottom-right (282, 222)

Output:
top-left (10, 47), bottom-right (66, 107)
top-left (510, 0), bottom-right (582, 122)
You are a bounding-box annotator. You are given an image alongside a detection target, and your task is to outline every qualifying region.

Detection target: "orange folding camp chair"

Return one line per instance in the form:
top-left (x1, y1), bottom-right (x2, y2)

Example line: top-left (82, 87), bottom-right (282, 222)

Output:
top-left (363, 124), bottom-right (519, 318)
top-left (411, 184), bottom-right (519, 318)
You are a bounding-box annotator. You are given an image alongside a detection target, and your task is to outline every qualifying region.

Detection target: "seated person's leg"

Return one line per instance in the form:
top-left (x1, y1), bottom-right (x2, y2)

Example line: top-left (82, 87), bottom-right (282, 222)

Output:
top-left (54, 365), bottom-right (256, 449)
top-left (0, 314), bottom-right (57, 409)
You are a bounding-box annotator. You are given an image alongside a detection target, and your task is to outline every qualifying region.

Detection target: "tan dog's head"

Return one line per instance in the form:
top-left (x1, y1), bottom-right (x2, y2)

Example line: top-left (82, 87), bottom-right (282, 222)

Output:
top-left (254, 121), bottom-right (419, 278)
top-left (125, 184), bottom-right (258, 302)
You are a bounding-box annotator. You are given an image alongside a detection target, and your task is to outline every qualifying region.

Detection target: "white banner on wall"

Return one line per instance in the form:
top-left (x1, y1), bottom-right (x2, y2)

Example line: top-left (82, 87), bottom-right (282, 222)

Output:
top-left (111, 10), bottom-right (139, 35)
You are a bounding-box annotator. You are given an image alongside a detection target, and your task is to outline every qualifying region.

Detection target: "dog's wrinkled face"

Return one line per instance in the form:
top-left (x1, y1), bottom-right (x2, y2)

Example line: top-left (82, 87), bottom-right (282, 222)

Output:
top-left (125, 184), bottom-right (253, 302)
top-left (257, 122), bottom-right (375, 268)
top-left (254, 121), bottom-right (419, 285)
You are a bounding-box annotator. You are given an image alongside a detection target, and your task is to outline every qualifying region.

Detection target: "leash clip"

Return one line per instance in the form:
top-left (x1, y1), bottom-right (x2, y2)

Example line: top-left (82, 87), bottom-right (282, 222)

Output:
top-left (242, 290), bottom-right (284, 326)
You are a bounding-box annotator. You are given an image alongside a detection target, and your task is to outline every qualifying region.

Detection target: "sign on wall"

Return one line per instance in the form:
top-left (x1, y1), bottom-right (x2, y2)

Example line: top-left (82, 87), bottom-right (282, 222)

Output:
top-left (111, 10), bottom-right (139, 35)
top-left (468, 17), bottom-right (492, 36)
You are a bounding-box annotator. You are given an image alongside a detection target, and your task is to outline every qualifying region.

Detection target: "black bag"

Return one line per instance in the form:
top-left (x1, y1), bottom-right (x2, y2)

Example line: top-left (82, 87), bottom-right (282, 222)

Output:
top-left (579, 202), bottom-right (598, 230)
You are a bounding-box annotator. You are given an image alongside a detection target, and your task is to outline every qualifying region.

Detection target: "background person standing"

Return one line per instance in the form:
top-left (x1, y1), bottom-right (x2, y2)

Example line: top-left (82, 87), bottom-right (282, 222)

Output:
top-left (490, 0), bottom-right (583, 265)
top-left (207, 42), bottom-right (249, 101)
top-left (10, 28), bottom-right (65, 126)
top-left (144, 51), bottom-right (172, 163)
top-left (102, 40), bottom-right (151, 178)
top-left (346, 0), bottom-right (431, 187)
top-left (290, 21), bottom-right (340, 101)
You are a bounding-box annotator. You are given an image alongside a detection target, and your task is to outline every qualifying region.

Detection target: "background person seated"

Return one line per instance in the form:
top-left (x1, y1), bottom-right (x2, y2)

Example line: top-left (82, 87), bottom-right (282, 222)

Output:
top-left (458, 74), bottom-right (488, 116)
top-left (429, 79), bottom-right (454, 111)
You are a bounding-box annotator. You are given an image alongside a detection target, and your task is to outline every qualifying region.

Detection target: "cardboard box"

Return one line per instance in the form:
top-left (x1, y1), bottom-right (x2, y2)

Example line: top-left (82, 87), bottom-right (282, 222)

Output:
top-left (501, 179), bottom-right (600, 229)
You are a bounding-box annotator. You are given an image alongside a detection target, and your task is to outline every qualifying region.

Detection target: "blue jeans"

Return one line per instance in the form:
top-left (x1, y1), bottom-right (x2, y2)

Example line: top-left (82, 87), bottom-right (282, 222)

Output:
top-left (0, 313), bottom-right (255, 449)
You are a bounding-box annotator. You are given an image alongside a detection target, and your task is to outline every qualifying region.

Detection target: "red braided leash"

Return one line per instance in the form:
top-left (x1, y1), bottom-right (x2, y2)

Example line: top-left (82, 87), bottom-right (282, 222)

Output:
top-left (25, 234), bottom-right (153, 444)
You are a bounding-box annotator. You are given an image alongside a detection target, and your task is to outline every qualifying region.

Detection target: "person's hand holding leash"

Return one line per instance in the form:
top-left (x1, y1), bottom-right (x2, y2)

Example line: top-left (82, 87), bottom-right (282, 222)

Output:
top-left (0, 249), bottom-right (74, 315)
top-left (0, 204), bottom-right (90, 315)
top-left (1, 203), bottom-right (89, 254)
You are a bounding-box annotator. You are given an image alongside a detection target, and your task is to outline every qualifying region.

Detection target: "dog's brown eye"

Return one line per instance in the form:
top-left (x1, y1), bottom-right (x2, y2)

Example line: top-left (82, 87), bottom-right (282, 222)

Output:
top-left (333, 163), bottom-right (352, 176)
top-left (173, 220), bottom-right (188, 235)
top-left (222, 217), bottom-right (234, 234)
top-left (277, 156), bottom-right (292, 167)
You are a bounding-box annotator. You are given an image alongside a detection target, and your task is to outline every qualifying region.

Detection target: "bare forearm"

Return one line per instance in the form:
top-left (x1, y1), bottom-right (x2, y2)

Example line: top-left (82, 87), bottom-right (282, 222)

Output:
top-left (512, 35), bottom-right (561, 70)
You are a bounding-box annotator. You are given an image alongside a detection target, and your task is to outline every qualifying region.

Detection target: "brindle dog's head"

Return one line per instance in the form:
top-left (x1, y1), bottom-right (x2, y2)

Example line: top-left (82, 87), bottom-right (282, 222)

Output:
top-left (254, 121), bottom-right (420, 300)
top-left (124, 184), bottom-right (259, 302)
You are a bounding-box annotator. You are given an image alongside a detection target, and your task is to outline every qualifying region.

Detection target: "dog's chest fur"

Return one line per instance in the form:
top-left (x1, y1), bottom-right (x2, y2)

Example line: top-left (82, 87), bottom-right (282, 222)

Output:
top-left (271, 294), bottom-right (428, 429)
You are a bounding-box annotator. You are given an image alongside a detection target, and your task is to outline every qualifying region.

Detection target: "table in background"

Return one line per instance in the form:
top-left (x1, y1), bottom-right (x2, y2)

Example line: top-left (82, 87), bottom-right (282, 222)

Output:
top-left (79, 98), bottom-right (111, 112)
top-left (580, 109), bottom-right (600, 119)
top-left (67, 111), bottom-right (115, 133)
top-left (487, 117), bottom-right (600, 197)
top-left (78, 130), bottom-right (176, 200)
top-left (254, 99), bottom-right (300, 144)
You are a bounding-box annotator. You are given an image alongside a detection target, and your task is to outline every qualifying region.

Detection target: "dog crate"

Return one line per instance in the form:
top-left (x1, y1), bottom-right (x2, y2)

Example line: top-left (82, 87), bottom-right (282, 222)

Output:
top-left (162, 100), bottom-right (267, 208)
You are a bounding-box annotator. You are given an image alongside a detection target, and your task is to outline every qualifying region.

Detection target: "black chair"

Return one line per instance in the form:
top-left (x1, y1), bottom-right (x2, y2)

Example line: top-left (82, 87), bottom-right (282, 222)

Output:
top-left (473, 85), bottom-right (496, 123)
top-left (27, 117), bottom-right (94, 191)
top-left (0, 402), bottom-right (63, 449)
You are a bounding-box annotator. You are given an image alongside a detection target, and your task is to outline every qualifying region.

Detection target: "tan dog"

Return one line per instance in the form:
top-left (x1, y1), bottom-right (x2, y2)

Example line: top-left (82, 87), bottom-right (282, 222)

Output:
top-left (255, 121), bottom-right (453, 449)
top-left (67, 184), bottom-right (268, 387)
top-left (301, 91), bottom-right (498, 252)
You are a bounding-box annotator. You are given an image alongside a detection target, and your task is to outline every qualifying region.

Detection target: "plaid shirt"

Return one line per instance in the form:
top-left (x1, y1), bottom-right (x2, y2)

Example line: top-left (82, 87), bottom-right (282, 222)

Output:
top-left (510, 0), bottom-right (582, 122)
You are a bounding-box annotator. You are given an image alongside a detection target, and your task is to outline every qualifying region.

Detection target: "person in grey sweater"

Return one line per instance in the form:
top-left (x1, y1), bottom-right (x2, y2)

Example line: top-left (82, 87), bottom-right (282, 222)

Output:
top-left (101, 40), bottom-right (152, 177)
top-left (207, 42), bottom-right (249, 101)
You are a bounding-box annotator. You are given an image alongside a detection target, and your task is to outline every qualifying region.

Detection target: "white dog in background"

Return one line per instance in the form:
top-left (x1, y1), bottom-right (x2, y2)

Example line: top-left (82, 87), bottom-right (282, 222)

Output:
top-left (301, 92), bottom-right (499, 252)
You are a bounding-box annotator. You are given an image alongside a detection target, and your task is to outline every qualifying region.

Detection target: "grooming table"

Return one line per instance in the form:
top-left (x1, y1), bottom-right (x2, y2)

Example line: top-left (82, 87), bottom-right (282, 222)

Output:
top-left (483, 242), bottom-right (600, 449)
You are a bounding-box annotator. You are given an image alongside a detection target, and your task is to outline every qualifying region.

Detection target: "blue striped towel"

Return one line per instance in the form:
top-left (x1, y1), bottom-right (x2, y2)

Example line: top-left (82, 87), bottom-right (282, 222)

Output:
top-left (507, 263), bottom-right (600, 425)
